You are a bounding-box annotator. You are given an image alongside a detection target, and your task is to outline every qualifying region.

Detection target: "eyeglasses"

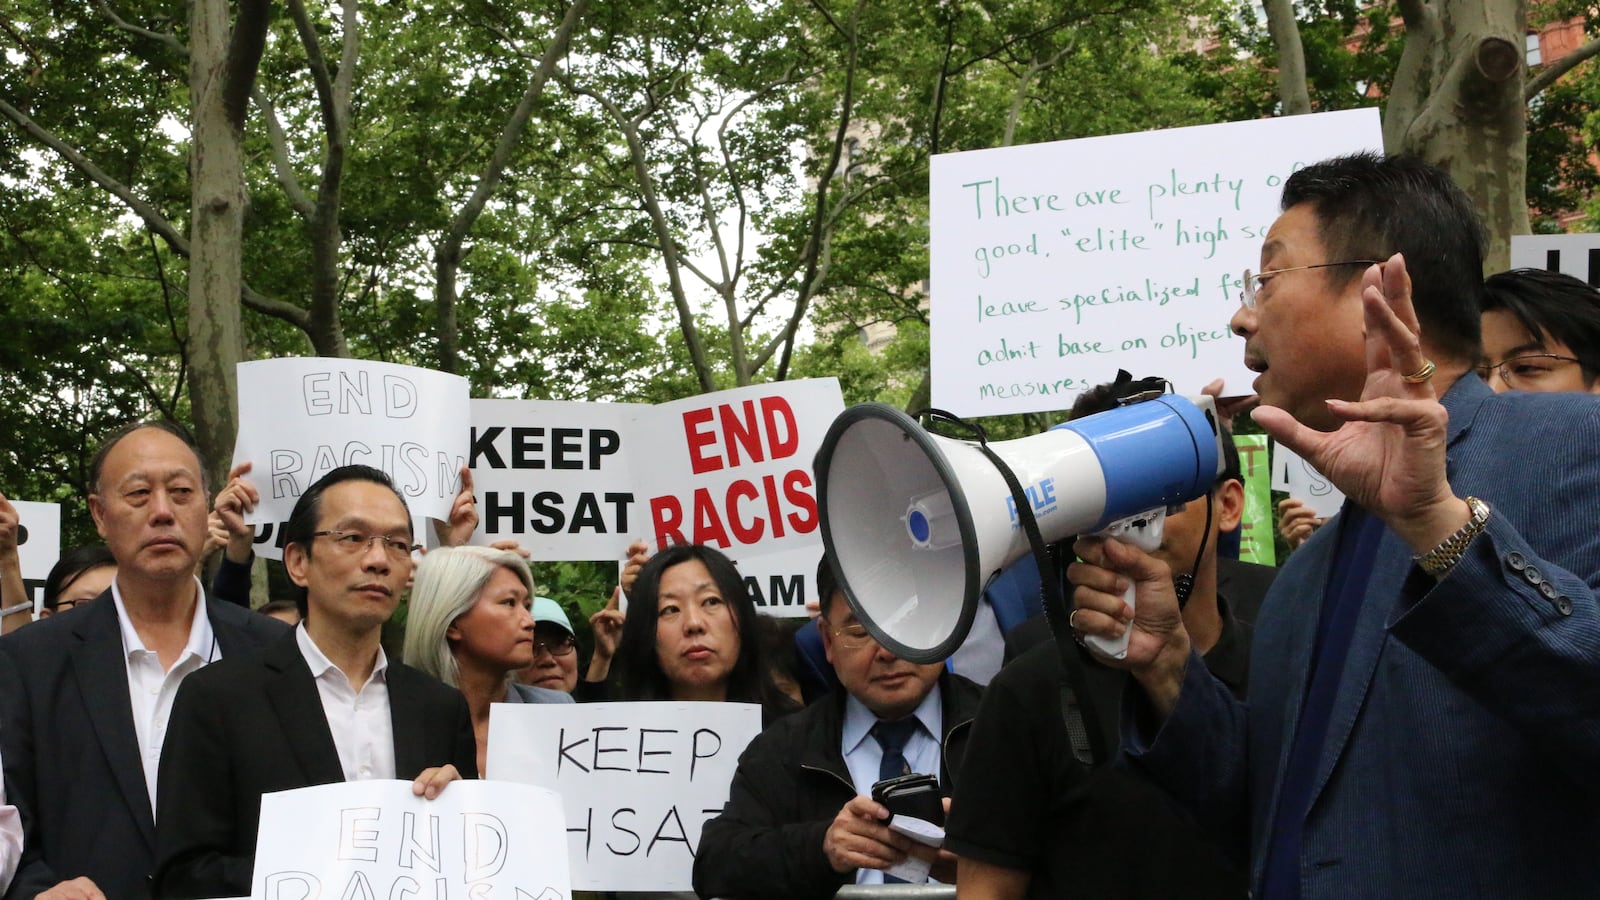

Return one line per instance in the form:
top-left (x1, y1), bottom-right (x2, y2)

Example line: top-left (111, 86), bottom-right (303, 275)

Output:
top-left (1239, 260), bottom-right (1382, 309)
top-left (532, 627), bottom-right (576, 657)
top-left (1475, 353), bottom-right (1585, 389)
top-left (311, 530), bottom-right (419, 560)
top-left (826, 621), bottom-right (877, 651)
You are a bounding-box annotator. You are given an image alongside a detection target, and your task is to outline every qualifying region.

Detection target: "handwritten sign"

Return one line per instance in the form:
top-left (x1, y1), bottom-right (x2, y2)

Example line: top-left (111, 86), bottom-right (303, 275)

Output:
top-left (1510, 233), bottom-right (1600, 285)
top-left (485, 701), bottom-right (761, 892)
top-left (468, 381), bottom-right (843, 617)
top-left (251, 780), bottom-right (569, 900)
top-left (928, 108), bottom-right (1383, 416)
top-left (1271, 444), bottom-right (1344, 519)
top-left (232, 358), bottom-right (470, 529)
top-left (13, 500), bottom-right (60, 613)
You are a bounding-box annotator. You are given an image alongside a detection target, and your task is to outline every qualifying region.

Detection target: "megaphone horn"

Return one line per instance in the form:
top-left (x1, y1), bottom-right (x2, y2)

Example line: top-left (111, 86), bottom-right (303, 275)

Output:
top-left (814, 397), bottom-right (1220, 664)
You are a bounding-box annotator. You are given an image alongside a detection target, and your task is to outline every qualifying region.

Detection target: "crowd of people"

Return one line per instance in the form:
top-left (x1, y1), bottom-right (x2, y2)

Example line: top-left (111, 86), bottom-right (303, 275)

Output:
top-left (1, 151), bottom-right (1598, 900)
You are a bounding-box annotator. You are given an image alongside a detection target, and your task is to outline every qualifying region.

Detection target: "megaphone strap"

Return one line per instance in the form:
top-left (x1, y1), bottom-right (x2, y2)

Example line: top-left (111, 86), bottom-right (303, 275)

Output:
top-left (964, 428), bottom-right (1112, 768)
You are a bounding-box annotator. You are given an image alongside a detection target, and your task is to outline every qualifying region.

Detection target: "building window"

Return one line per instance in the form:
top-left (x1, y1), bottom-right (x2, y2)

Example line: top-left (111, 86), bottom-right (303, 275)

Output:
top-left (1526, 32), bottom-right (1542, 67)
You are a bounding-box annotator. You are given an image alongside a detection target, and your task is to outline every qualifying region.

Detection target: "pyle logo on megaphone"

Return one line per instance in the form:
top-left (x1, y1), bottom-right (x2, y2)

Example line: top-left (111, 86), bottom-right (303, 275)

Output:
top-left (814, 396), bottom-right (1222, 664)
top-left (1004, 478), bottom-right (1059, 527)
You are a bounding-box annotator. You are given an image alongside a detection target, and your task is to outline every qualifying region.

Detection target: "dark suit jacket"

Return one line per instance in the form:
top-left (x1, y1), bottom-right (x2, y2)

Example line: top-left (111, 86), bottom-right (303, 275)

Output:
top-left (0, 592), bottom-right (287, 900)
top-left (1126, 377), bottom-right (1600, 898)
top-left (151, 629), bottom-right (477, 900)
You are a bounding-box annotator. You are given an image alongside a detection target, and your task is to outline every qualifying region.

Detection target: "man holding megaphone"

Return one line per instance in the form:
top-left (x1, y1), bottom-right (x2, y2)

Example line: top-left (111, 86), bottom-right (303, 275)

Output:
top-left (1069, 154), bottom-right (1600, 899)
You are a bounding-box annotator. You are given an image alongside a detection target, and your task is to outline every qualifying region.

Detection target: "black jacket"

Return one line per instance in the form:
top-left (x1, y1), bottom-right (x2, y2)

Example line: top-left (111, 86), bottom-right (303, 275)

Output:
top-left (692, 672), bottom-right (984, 900)
top-left (150, 628), bottom-right (478, 899)
top-left (0, 593), bottom-right (286, 900)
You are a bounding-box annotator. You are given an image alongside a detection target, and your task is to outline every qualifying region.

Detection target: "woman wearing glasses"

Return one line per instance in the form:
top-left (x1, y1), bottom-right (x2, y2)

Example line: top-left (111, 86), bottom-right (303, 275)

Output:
top-left (513, 595), bottom-right (589, 696)
top-left (614, 544), bottom-right (798, 724)
top-left (405, 546), bottom-right (572, 776)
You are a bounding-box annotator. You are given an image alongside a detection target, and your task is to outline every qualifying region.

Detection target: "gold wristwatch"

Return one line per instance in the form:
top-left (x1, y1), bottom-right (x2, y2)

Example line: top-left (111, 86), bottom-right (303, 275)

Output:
top-left (1414, 496), bottom-right (1491, 578)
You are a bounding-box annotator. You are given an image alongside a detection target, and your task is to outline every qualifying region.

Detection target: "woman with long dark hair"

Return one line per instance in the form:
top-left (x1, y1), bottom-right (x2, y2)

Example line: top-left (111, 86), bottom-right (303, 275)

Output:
top-left (615, 544), bottom-right (796, 722)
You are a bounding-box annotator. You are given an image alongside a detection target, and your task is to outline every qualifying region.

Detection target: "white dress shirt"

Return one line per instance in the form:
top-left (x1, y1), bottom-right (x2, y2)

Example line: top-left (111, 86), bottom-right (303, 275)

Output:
top-left (840, 684), bottom-right (943, 886)
top-left (0, 746), bottom-right (21, 895)
top-left (112, 577), bottom-right (216, 816)
top-left (295, 624), bottom-right (395, 782)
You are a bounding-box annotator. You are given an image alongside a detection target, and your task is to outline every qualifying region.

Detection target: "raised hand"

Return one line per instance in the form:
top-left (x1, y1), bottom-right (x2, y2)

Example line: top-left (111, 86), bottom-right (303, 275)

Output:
top-left (1250, 254), bottom-right (1469, 554)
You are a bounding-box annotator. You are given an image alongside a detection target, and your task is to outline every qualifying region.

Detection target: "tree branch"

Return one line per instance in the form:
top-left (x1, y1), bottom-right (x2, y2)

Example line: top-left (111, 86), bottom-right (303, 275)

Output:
top-left (1262, 0), bottom-right (1311, 114)
top-left (96, 0), bottom-right (189, 56)
top-left (564, 76), bottom-right (716, 392)
top-left (763, 0), bottom-right (866, 379)
top-left (222, 0), bottom-right (271, 131)
top-left (0, 96), bottom-right (190, 255)
top-left (434, 0), bottom-right (592, 372)
top-left (252, 89), bottom-right (315, 216)
top-left (1526, 35), bottom-right (1600, 100)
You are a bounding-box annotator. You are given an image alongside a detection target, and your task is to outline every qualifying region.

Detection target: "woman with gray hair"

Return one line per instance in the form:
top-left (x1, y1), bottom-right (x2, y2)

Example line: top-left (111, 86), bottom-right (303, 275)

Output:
top-left (405, 545), bottom-right (571, 776)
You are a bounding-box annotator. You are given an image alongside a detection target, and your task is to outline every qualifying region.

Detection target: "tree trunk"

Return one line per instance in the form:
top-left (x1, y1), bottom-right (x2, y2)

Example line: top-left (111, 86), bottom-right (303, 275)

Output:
top-left (1396, 0), bottom-right (1527, 270)
top-left (187, 0), bottom-right (268, 484)
top-left (1263, 0), bottom-right (1311, 115)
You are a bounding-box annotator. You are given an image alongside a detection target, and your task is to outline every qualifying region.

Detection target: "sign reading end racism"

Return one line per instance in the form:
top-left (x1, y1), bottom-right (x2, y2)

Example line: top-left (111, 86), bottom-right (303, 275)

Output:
top-left (233, 358), bottom-right (471, 529)
top-left (251, 780), bottom-right (570, 900)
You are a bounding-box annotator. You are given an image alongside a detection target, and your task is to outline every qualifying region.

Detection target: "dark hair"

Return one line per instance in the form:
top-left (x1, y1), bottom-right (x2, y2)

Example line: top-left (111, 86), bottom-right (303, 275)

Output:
top-left (616, 544), bottom-right (786, 711)
top-left (1483, 268), bottom-right (1600, 384)
top-left (816, 552), bottom-right (842, 620)
top-left (282, 464), bottom-right (412, 617)
top-left (91, 420), bottom-right (209, 494)
top-left (1281, 152), bottom-right (1485, 363)
top-left (42, 544), bottom-right (118, 610)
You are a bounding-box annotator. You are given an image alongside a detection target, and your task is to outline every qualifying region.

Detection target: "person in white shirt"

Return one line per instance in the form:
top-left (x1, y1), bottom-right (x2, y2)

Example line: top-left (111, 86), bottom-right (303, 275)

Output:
top-left (0, 744), bottom-right (21, 894)
top-left (0, 421), bottom-right (285, 900)
top-left (152, 464), bottom-right (477, 900)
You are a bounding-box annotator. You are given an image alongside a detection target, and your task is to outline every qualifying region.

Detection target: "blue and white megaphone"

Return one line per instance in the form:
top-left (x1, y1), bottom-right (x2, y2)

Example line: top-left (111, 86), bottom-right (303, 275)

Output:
top-left (814, 396), bottom-right (1221, 664)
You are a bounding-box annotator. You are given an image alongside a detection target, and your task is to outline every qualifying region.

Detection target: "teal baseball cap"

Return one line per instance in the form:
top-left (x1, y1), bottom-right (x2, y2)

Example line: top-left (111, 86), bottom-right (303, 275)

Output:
top-left (531, 596), bottom-right (574, 635)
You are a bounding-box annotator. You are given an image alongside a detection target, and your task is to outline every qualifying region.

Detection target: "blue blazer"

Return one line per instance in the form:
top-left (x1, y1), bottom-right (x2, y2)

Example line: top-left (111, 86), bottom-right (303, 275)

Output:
top-left (1126, 376), bottom-right (1600, 899)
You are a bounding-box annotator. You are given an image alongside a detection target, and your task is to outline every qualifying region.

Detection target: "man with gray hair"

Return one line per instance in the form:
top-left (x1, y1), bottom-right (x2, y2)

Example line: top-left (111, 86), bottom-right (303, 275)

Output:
top-left (0, 422), bottom-right (286, 900)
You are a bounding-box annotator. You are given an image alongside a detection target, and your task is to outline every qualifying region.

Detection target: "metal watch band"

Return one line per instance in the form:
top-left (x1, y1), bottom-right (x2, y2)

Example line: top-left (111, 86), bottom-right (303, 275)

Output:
top-left (1415, 496), bottom-right (1491, 578)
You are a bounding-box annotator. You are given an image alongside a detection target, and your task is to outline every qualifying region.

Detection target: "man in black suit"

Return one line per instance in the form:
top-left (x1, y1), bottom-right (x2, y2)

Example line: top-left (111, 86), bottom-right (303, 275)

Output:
top-left (151, 464), bottom-right (476, 900)
top-left (0, 422), bottom-right (287, 900)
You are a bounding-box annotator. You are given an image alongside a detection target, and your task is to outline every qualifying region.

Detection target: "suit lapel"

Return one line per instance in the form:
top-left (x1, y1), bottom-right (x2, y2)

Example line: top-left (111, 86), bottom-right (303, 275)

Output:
top-left (387, 666), bottom-right (428, 778)
top-left (71, 596), bottom-right (157, 847)
top-left (1303, 377), bottom-right (1487, 813)
top-left (1252, 523), bottom-right (1335, 858)
top-left (264, 634), bottom-right (347, 784)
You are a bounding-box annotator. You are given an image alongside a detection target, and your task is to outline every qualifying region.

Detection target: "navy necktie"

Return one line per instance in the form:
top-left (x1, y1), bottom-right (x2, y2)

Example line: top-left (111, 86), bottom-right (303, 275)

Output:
top-left (872, 718), bottom-right (919, 782)
top-left (872, 718), bottom-right (922, 884)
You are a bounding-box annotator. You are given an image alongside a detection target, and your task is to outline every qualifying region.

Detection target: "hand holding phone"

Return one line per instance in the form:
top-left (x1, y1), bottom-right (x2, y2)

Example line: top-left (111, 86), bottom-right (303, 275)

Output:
top-left (871, 773), bottom-right (944, 826)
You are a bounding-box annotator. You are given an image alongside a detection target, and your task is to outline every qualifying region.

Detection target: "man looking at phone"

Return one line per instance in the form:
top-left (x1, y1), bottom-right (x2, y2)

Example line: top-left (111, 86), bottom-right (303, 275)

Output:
top-left (692, 553), bottom-right (983, 900)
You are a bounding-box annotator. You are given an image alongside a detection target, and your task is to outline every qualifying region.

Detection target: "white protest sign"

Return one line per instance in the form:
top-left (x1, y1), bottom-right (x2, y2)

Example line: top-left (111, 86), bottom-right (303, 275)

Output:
top-left (929, 108), bottom-right (1384, 416)
top-left (232, 358), bottom-right (470, 559)
top-left (468, 399), bottom-right (646, 559)
top-left (636, 380), bottom-right (843, 617)
top-left (1510, 233), bottom-right (1600, 284)
top-left (486, 701), bottom-right (762, 892)
top-left (13, 500), bottom-right (61, 613)
top-left (1271, 444), bottom-right (1344, 519)
top-left (251, 780), bottom-right (569, 900)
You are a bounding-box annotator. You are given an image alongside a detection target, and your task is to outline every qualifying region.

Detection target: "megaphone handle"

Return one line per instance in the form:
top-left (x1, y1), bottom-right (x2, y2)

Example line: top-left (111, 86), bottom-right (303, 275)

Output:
top-left (1081, 512), bottom-right (1165, 660)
